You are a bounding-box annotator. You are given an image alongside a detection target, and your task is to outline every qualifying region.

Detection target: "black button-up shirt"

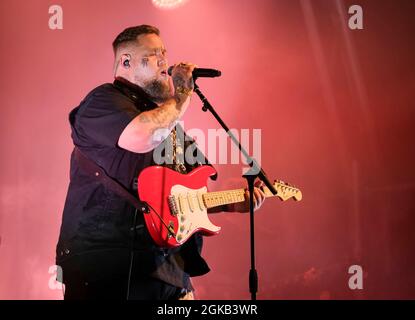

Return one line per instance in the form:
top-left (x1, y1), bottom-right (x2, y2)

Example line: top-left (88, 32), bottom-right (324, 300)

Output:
top-left (56, 77), bottom-right (210, 290)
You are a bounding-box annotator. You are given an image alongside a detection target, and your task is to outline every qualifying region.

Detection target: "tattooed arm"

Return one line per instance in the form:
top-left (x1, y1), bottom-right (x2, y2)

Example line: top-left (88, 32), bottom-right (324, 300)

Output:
top-left (118, 96), bottom-right (189, 153)
top-left (118, 63), bottom-right (195, 153)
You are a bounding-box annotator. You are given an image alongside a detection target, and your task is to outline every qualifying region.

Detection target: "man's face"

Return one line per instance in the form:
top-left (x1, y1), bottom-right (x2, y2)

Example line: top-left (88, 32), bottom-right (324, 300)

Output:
top-left (130, 33), bottom-right (171, 103)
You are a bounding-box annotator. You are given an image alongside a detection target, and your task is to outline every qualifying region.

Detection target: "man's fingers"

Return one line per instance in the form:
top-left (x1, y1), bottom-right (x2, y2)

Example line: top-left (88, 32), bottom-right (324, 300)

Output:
top-left (253, 189), bottom-right (259, 209)
top-left (256, 187), bottom-right (266, 209)
top-left (171, 62), bottom-right (196, 90)
top-left (255, 188), bottom-right (263, 206)
top-left (254, 180), bottom-right (264, 188)
top-left (175, 62), bottom-right (197, 74)
top-left (244, 187), bottom-right (266, 211)
top-left (258, 187), bottom-right (266, 201)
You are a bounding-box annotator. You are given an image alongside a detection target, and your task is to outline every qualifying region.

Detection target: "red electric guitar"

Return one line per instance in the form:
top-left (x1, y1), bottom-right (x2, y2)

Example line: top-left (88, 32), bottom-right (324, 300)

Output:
top-left (137, 165), bottom-right (302, 248)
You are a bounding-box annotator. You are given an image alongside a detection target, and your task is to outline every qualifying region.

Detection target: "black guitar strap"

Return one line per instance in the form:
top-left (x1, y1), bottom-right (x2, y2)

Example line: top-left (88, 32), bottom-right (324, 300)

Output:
top-left (73, 147), bottom-right (149, 214)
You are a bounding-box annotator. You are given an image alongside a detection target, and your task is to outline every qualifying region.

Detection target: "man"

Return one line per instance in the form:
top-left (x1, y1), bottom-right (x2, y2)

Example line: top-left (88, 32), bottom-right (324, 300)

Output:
top-left (56, 25), bottom-right (265, 300)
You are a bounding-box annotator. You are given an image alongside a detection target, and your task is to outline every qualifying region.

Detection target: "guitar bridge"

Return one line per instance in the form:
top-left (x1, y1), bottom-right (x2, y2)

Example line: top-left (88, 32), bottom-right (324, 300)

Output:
top-left (168, 195), bottom-right (178, 216)
top-left (167, 221), bottom-right (176, 239)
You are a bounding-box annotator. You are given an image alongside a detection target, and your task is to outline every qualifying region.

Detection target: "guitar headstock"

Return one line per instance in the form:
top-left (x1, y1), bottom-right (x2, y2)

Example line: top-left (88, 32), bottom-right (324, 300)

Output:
top-left (263, 180), bottom-right (303, 201)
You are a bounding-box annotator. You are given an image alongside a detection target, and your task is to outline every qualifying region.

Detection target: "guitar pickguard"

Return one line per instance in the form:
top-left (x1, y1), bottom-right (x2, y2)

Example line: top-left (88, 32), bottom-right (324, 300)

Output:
top-left (170, 184), bottom-right (221, 244)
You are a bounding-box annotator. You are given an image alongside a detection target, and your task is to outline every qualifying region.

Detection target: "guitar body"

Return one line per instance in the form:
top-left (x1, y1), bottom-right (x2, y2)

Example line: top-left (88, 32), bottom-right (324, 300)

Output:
top-left (138, 165), bottom-right (302, 248)
top-left (137, 165), bottom-right (221, 248)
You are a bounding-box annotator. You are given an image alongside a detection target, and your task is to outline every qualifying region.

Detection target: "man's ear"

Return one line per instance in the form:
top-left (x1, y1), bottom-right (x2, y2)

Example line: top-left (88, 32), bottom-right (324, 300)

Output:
top-left (121, 54), bottom-right (131, 68)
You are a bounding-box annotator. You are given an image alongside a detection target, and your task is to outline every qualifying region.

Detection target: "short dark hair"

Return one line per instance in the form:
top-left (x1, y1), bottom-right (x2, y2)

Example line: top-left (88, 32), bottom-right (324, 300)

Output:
top-left (112, 25), bottom-right (160, 53)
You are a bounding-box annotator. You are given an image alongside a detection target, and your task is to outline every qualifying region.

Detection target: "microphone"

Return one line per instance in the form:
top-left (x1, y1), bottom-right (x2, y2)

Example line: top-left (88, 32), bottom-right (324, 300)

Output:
top-left (167, 66), bottom-right (221, 78)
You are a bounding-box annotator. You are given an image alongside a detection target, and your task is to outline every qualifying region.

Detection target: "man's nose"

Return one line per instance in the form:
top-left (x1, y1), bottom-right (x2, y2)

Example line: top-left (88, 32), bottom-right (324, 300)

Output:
top-left (158, 58), bottom-right (167, 67)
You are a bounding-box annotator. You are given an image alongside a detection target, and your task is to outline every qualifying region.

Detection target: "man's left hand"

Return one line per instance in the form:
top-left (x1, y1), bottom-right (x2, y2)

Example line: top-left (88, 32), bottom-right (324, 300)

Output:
top-left (227, 180), bottom-right (266, 213)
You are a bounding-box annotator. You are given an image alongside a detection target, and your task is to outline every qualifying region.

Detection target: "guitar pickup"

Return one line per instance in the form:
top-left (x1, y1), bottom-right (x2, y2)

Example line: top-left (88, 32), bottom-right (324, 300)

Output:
top-left (168, 195), bottom-right (178, 216)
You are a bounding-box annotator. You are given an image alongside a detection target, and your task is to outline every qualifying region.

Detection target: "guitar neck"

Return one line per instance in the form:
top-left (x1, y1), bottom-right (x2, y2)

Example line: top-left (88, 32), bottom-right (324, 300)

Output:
top-left (202, 188), bottom-right (275, 209)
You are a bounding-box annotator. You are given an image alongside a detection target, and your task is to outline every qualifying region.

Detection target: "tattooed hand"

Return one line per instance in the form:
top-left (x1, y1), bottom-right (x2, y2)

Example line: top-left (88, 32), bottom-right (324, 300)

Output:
top-left (170, 62), bottom-right (196, 100)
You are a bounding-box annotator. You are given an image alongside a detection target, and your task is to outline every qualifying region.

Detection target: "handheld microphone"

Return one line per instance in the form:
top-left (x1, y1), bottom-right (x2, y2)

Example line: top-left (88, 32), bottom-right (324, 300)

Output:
top-left (167, 66), bottom-right (221, 78)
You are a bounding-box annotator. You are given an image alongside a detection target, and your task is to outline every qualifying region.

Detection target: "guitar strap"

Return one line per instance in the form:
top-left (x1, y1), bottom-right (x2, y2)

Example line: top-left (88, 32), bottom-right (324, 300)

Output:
top-left (72, 127), bottom-right (217, 216)
top-left (73, 146), bottom-right (211, 276)
top-left (73, 147), bottom-right (149, 213)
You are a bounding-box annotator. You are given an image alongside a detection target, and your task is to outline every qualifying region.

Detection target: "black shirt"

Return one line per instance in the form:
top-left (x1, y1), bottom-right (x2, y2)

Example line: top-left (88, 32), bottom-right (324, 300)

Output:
top-left (56, 78), bottom-right (211, 289)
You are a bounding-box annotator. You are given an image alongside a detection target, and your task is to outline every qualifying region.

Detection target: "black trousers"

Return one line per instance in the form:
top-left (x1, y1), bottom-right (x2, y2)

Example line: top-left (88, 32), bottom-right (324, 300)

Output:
top-left (63, 274), bottom-right (188, 300)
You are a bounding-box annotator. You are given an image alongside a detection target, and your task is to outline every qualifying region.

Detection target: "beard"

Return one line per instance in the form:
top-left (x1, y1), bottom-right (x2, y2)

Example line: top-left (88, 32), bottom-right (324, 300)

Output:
top-left (139, 77), bottom-right (172, 104)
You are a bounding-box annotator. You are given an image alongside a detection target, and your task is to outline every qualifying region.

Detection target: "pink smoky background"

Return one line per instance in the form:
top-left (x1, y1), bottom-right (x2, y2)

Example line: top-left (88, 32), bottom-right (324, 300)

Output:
top-left (0, 0), bottom-right (414, 299)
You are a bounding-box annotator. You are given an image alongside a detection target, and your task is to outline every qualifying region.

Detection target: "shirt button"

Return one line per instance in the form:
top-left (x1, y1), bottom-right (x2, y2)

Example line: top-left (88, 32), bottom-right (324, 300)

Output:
top-left (95, 172), bottom-right (100, 176)
top-left (64, 249), bottom-right (70, 255)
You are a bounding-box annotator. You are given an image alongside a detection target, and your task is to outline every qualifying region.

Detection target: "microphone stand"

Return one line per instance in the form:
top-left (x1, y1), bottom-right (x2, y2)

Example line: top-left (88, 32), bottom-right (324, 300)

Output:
top-left (193, 82), bottom-right (278, 300)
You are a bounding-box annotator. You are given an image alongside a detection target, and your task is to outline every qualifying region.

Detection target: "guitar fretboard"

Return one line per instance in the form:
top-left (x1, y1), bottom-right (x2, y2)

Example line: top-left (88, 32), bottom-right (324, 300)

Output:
top-left (202, 189), bottom-right (246, 209)
top-left (201, 183), bottom-right (298, 209)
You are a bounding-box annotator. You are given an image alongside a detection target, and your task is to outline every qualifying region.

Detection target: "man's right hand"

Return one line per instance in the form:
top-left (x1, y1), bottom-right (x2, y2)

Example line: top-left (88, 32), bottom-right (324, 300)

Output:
top-left (118, 62), bottom-right (197, 153)
top-left (170, 62), bottom-right (197, 101)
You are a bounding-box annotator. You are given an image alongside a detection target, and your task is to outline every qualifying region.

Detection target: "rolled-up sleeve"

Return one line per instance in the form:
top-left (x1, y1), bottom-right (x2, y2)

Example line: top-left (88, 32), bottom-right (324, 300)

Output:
top-left (72, 87), bottom-right (141, 148)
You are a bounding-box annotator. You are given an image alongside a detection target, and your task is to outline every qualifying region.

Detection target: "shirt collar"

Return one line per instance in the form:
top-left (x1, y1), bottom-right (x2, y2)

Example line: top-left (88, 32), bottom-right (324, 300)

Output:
top-left (113, 76), bottom-right (157, 110)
